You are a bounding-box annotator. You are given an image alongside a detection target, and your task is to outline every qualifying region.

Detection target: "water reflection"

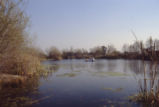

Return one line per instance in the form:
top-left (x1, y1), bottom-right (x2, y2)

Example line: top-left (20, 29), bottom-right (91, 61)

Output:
top-left (40, 59), bottom-right (159, 106)
top-left (125, 60), bottom-right (159, 106)
top-left (2, 59), bottom-right (159, 107)
top-left (93, 60), bottom-right (106, 72)
top-left (0, 64), bottom-right (56, 107)
top-left (106, 60), bottom-right (117, 72)
top-left (36, 59), bottom-right (143, 107)
top-left (43, 59), bottom-right (156, 78)
top-left (0, 77), bottom-right (40, 107)
top-left (128, 60), bottom-right (145, 75)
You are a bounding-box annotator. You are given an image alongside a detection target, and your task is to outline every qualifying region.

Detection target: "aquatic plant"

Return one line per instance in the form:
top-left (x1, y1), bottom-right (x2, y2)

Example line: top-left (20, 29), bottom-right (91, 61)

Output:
top-left (129, 36), bottom-right (159, 105)
top-left (103, 87), bottom-right (123, 93)
top-left (56, 72), bottom-right (77, 77)
top-left (131, 62), bottom-right (159, 105)
top-left (126, 34), bottom-right (159, 105)
top-left (92, 71), bottom-right (129, 77)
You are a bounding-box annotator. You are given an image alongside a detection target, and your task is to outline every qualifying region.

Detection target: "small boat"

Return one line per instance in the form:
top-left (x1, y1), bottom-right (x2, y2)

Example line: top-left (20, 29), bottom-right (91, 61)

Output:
top-left (85, 57), bottom-right (95, 62)
top-left (92, 57), bottom-right (95, 62)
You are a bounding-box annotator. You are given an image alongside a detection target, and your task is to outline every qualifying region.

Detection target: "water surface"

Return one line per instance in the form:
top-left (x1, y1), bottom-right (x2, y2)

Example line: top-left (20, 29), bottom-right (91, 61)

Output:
top-left (1, 59), bottom-right (152, 107)
top-left (33, 59), bottom-right (149, 107)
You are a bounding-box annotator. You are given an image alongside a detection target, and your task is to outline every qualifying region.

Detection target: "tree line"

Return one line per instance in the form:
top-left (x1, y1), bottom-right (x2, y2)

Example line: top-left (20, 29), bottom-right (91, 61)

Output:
top-left (46, 44), bottom-right (118, 60)
top-left (47, 37), bottom-right (159, 61)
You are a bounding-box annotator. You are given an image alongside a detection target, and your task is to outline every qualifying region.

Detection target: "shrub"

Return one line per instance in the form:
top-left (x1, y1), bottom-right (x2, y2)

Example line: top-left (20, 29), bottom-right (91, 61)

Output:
top-left (0, 0), bottom-right (43, 76)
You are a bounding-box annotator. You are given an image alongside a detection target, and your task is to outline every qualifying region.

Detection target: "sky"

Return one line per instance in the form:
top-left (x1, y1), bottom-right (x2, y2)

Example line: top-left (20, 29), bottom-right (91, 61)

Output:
top-left (26, 0), bottom-right (159, 51)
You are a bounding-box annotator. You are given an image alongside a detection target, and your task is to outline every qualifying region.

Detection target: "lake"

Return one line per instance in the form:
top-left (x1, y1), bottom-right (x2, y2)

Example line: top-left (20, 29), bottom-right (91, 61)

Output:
top-left (33, 59), bottom-right (152, 107)
top-left (0, 59), bottom-right (154, 107)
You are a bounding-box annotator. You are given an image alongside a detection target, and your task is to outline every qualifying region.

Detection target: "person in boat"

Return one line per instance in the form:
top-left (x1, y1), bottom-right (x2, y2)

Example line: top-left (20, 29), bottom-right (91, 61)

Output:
top-left (91, 57), bottom-right (95, 62)
top-left (85, 57), bottom-right (95, 62)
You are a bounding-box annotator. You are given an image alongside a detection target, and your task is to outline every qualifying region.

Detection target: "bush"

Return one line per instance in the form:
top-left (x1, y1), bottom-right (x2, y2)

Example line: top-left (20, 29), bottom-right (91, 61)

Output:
top-left (0, 0), bottom-right (43, 76)
top-left (47, 47), bottom-right (62, 60)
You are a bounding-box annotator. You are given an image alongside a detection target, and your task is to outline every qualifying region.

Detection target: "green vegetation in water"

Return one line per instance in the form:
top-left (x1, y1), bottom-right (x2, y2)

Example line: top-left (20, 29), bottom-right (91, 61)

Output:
top-left (92, 71), bottom-right (130, 77)
top-left (106, 72), bottom-right (129, 76)
top-left (128, 94), bottom-right (137, 101)
top-left (56, 73), bottom-right (77, 77)
top-left (73, 70), bottom-right (81, 72)
top-left (103, 87), bottom-right (123, 92)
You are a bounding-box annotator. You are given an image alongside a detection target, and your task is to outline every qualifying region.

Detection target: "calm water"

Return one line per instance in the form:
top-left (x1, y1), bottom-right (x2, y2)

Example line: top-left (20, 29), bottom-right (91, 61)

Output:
top-left (1, 59), bottom-right (153, 107)
top-left (32, 59), bottom-right (151, 107)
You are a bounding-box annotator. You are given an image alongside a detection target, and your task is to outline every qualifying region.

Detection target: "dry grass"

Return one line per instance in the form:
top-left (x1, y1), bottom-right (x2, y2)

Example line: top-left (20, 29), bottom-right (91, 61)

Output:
top-left (0, 50), bottom-right (43, 76)
top-left (131, 60), bottom-right (159, 105)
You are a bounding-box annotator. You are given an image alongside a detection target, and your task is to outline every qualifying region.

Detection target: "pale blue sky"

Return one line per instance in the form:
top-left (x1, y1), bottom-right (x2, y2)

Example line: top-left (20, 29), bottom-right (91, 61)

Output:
top-left (26, 0), bottom-right (159, 50)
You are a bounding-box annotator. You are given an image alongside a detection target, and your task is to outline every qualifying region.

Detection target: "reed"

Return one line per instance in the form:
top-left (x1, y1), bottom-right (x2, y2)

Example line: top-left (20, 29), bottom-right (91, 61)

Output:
top-left (132, 62), bottom-right (159, 105)
top-left (130, 36), bottom-right (159, 105)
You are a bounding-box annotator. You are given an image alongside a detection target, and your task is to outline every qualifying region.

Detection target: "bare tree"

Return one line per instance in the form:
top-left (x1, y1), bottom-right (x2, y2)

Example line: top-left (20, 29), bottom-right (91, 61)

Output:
top-left (107, 44), bottom-right (116, 55)
top-left (154, 39), bottom-right (159, 51)
top-left (122, 44), bottom-right (129, 53)
top-left (146, 37), bottom-right (154, 50)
